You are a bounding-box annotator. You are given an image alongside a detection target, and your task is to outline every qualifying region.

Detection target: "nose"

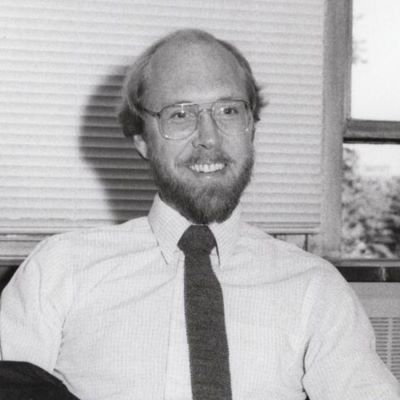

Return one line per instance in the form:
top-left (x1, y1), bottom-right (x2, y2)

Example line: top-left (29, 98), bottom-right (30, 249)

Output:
top-left (192, 110), bottom-right (221, 149)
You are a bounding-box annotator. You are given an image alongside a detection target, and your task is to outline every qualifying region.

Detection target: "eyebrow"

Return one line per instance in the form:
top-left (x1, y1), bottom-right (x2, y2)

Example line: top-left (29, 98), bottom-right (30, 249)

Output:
top-left (168, 96), bottom-right (239, 106)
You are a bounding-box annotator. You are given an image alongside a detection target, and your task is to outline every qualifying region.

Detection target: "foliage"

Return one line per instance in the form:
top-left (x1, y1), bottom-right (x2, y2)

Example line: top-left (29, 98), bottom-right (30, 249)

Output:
top-left (341, 147), bottom-right (400, 258)
top-left (383, 177), bottom-right (400, 256)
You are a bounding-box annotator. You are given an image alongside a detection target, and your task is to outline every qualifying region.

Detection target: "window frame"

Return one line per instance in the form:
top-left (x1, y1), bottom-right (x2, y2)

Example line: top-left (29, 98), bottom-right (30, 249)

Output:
top-left (322, 0), bottom-right (400, 267)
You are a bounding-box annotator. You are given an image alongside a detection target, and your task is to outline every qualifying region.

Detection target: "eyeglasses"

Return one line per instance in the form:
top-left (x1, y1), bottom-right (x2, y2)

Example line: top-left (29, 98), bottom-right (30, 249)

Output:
top-left (138, 99), bottom-right (252, 140)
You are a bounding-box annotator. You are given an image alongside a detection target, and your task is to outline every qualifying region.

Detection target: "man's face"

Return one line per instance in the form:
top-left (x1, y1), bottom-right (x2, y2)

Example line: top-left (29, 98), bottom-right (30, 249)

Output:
top-left (138, 40), bottom-right (254, 224)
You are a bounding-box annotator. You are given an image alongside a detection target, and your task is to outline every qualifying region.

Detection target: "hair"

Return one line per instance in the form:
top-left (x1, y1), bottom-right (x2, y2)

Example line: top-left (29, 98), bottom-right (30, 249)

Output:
top-left (117, 29), bottom-right (265, 138)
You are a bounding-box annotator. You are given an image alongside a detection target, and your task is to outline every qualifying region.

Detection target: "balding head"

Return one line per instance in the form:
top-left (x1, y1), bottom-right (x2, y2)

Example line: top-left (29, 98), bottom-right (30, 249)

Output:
top-left (145, 36), bottom-right (248, 113)
top-left (118, 29), bottom-right (264, 139)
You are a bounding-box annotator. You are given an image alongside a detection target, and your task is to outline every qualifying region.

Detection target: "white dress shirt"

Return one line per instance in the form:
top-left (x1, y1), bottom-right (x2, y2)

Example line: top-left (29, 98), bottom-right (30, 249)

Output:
top-left (0, 195), bottom-right (399, 399)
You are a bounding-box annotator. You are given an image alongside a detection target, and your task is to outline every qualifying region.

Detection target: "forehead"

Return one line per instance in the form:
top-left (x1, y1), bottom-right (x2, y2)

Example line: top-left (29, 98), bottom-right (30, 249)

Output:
top-left (144, 39), bottom-right (247, 108)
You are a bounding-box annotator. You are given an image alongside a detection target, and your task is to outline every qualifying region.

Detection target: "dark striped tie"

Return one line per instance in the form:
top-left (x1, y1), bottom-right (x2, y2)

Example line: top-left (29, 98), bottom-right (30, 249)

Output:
top-left (178, 225), bottom-right (232, 400)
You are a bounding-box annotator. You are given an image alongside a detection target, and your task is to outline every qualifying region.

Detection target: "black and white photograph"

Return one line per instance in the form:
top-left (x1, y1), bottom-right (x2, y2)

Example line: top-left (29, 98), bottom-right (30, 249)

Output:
top-left (0, 1), bottom-right (399, 399)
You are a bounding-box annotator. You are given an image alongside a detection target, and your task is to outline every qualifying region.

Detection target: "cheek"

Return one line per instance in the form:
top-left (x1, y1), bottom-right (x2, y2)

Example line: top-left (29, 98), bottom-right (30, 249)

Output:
top-left (148, 137), bottom-right (186, 168)
top-left (227, 135), bottom-right (254, 160)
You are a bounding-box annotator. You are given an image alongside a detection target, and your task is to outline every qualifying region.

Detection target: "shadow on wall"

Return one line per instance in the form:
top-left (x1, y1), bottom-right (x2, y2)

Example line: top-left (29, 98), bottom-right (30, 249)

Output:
top-left (79, 65), bottom-right (157, 225)
top-left (0, 66), bottom-right (158, 294)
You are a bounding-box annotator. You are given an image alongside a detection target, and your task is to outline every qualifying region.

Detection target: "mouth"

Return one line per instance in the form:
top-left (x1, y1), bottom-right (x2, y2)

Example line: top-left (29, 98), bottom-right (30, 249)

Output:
top-left (188, 162), bottom-right (226, 174)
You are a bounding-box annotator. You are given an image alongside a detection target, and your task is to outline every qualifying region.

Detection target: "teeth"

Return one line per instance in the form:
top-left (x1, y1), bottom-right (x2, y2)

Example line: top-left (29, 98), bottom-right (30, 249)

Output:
top-left (189, 163), bottom-right (225, 173)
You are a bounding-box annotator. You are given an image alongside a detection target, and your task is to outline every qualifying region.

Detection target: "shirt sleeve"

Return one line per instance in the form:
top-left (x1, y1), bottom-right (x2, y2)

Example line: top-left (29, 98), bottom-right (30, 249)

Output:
top-left (302, 266), bottom-right (400, 400)
top-left (0, 236), bottom-right (72, 372)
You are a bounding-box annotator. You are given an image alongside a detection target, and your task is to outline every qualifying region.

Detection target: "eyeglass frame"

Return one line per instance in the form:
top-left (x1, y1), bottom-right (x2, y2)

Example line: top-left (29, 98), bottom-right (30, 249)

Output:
top-left (135, 98), bottom-right (253, 140)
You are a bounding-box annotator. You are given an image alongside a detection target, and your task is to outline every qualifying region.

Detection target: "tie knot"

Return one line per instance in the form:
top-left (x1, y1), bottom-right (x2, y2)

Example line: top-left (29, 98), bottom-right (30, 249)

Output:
top-left (178, 225), bottom-right (216, 255)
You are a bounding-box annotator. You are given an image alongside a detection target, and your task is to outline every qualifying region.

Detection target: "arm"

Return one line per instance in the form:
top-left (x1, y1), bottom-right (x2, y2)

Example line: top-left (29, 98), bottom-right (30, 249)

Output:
top-left (0, 236), bottom-right (72, 372)
top-left (302, 267), bottom-right (400, 399)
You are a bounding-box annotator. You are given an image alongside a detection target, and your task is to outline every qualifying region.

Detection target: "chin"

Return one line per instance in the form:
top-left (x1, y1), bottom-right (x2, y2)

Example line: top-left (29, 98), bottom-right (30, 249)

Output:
top-left (150, 155), bottom-right (254, 224)
top-left (175, 183), bottom-right (241, 224)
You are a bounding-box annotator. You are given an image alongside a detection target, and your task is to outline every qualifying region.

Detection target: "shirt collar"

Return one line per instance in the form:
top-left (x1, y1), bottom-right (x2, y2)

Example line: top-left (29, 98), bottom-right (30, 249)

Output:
top-left (147, 194), bottom-right (241, 268)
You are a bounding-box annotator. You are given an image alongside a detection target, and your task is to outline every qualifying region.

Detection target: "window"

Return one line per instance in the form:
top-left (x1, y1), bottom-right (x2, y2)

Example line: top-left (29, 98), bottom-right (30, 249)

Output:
top-left (343, 0), bottom-right (400, 259)
top-left (321, 0), bottom-right (400, 262)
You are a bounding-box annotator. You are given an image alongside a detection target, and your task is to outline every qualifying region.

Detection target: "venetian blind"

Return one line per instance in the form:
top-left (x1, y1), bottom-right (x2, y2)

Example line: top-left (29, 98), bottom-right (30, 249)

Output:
top-left (0, 0), bottom-right (324, 257)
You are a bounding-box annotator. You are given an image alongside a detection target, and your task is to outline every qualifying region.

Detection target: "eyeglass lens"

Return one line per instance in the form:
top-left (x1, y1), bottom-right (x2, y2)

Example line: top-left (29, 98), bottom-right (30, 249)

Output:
top-left (160, 100), bottom-right (250, 139)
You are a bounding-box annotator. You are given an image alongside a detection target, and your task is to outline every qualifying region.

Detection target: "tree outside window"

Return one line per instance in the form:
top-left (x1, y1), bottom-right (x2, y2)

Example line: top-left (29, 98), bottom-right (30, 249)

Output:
top-left (341, 0), bottom-right (400, 259)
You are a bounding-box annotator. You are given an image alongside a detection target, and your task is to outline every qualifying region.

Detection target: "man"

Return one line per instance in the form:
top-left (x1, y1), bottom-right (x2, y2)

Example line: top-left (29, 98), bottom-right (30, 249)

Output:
top-left (0, 29), bottom-right (399, 400)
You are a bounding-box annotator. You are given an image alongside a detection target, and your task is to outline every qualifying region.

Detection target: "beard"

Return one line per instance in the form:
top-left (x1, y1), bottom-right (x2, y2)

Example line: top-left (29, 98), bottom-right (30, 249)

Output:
top-left (148, 147), bottom-right (254, 224)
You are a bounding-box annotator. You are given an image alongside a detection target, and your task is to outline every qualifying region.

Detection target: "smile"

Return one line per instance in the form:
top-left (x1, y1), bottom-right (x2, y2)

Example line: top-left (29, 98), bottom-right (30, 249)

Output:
top-left (189, 163), bottom-right (225, 173)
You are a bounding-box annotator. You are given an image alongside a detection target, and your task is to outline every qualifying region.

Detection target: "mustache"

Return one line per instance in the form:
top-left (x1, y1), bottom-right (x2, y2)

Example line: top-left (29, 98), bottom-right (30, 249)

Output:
top-left (183, 151), bottom-right (233, 165)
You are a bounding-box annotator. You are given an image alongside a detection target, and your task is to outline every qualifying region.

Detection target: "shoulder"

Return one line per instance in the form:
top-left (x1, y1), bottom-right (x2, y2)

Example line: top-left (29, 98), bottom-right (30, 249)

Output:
top-left (15, 216), bottom-right (155, 277)
top-left (4, 217), bottom-right (156, 307)
top-left (41, 215), bottom-right (150, 250)
top-left (237, 222), bottom-right (344, 285)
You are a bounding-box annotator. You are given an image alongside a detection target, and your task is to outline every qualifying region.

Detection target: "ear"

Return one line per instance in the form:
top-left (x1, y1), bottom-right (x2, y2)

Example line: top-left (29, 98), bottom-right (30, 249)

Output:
top-left (133, 134), bottom-right (149, 159)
